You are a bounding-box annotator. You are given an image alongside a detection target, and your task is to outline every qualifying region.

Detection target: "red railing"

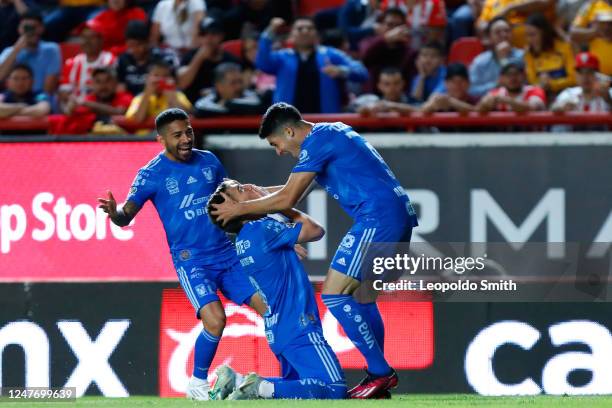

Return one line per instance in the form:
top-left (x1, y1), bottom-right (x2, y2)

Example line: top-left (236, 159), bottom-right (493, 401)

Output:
top-left (1, 112), bottom-right (612, 134)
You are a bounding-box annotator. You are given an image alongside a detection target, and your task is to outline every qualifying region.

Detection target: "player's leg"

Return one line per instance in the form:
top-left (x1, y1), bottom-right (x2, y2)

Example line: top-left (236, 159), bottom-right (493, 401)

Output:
top-left (321, 225), bottom-right (392, 379)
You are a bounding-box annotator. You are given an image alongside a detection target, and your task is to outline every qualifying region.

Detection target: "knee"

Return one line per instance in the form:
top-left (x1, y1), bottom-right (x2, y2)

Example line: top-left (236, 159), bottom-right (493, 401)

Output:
top-left (200, 308), bottom-right (226, 336)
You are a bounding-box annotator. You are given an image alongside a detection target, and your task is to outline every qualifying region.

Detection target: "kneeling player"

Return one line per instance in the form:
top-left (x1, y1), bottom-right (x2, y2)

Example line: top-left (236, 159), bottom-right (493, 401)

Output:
top-left (207, 180), bottom-right (347, 400)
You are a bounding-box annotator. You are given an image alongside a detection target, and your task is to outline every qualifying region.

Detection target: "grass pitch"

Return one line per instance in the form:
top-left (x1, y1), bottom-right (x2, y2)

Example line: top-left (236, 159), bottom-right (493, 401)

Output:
top-left (3, 395), bottom-right (612, 407)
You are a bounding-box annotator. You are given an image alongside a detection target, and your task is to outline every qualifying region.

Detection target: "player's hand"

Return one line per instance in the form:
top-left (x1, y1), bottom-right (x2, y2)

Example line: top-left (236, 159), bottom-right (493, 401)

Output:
top-left (294, 244), bottom-right (308, 260)
top-left (210, 192), bottom-right (241, 226)
top-left (97, 190), bottom-right (118, 218)
top-left (243, 184), bottom-right (269, 198)
top-left (267, 18), bottom-right (285, 35)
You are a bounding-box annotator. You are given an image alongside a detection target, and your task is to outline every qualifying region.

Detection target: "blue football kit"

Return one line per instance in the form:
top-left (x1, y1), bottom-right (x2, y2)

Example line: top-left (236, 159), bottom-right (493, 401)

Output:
top-left (236, 217), bottom-right (346, 399)
top-left (126, 150), bottom-right (254, 312)
top-left (291, 122), bottom-right (418, 280)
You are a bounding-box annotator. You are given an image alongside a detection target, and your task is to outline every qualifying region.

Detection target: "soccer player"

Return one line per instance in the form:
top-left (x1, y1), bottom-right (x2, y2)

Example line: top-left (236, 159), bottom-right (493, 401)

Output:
top-left (206, 179), bottom-right (347, 400)
top-left (97, 108), bottom-right (264, 400)
top-left (211, 103), bottom-right (419, 398)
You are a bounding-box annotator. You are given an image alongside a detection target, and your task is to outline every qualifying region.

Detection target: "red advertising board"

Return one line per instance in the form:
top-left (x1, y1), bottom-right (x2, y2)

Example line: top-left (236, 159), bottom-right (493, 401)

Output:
top-left (0, 142), bottom-right (174, 281)
top-left (159, 288), bottom-right (434, 397)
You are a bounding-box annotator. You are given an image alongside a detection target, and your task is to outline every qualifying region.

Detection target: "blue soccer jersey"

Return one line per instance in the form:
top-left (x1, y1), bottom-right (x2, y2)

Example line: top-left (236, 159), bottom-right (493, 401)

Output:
top-left (235, 217), bottom-right (321, 355)
top-left (126, 149), bottom-right (234, 262)
top-left (292, 122), bottom-right (418, 227)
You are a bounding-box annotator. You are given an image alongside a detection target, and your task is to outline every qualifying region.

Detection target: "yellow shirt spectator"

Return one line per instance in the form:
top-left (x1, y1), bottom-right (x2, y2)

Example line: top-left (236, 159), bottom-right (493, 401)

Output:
top-left (572, 0), bottom-right (612, 28)
top-left (525, 39), bottom-right (577, 93)
top-left (126, 92), bottom-right (193, 120)
top-left (478, 0), bottom-right (556, 48)
top-left (60, 0), bottom-right (104, 6)
top-left (589, 37), bottom-right (612, 76)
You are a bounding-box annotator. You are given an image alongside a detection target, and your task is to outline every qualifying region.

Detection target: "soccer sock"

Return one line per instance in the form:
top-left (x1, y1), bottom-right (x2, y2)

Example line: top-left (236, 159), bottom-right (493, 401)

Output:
top-left (272, 379), bottom-right (345, 399)
top-left (321, 294), bottom-right (391, 376)
top-left (193, 328), bottom-right (220, 380)
top-left (361, 302), bottom-right (385, 352)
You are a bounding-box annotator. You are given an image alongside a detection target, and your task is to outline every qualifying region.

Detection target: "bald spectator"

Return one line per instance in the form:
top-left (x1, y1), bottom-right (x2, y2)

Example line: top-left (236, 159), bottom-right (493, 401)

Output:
top-left (0, 10), bottom-right (61, 94)
top-left (469, 16), bottom-right (525, 98)
top-left (477, 59), bottom-right (547, 112)
top-left (0, 64), bottom-right (50, 118)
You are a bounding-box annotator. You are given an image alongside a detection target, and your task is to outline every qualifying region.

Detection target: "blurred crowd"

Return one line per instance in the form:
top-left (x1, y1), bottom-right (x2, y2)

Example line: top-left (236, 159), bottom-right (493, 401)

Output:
top-left (0, 0), bottom-right (611, 134)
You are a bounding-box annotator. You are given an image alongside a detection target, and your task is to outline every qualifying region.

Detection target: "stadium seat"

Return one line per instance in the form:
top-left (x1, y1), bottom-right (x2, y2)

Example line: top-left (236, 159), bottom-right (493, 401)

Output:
top-left (299, 0), bottom-right (345, 17)
top-left (447, 37), bottom-right (484, 67)
top-left (222, 39), bottom-right (242, 59)
top-left (60, 42), bottom-right (81, 64)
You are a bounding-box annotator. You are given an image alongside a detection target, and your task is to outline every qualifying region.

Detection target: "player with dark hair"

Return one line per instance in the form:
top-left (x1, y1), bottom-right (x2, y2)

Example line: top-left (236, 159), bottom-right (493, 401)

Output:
top-left (212, 102), bottom-right (419, 399)
top-left (97, 108), bottom-right (266, 401)
top-left (206, 179), bottom-right (346, 400)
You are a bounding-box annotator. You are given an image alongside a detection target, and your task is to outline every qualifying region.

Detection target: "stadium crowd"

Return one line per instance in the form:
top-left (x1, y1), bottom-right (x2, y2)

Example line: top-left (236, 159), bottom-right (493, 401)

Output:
top-left (0, 0), bottom-right (611, 134)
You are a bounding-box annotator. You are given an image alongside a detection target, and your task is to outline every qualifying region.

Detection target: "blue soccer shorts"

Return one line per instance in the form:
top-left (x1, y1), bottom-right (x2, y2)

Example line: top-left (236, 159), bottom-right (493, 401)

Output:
top-left (173, 254), bottom-right (255, 319)
top-left (331, 221), bottom-right (413, 281)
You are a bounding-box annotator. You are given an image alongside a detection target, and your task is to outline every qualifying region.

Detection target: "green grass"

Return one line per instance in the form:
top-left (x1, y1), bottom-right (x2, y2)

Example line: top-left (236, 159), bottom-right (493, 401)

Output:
top-left (2, 395), bottom-right (612, 408)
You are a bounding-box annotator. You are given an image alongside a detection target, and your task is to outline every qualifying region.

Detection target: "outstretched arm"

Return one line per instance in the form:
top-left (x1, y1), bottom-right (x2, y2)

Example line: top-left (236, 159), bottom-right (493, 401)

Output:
top-left (97, 191), bottom-right (142, 227)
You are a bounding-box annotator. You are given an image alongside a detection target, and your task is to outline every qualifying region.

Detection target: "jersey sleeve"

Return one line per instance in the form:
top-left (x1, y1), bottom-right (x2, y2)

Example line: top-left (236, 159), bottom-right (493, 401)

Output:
top-left (291, 131), bottom-right (333, 174)
top-left (260, 219), bottom-right (303, 252)
top-left (125, 168), bottom-right (157, 207)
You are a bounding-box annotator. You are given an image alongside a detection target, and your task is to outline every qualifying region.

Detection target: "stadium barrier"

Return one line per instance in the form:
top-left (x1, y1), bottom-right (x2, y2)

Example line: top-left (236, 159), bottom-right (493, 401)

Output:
top-left (2, 111), bottom-right (612, 135)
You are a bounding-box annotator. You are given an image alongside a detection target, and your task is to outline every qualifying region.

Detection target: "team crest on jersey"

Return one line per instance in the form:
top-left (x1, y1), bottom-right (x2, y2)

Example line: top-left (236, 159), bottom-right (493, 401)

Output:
top-left (165, 177), bottom-right (179, 194)
top-left (298, 149), bottom-right (308, 163)
top-left (341, 234), bottom-right (355, 248)
top-left (129, 186), bottom-right (137, 195)
top-left (201, 167), bottom-right (214, 183)
top-left (179, 249), bottom-right (191, 260)
top-left (194, 284), bottom-right (209, 297)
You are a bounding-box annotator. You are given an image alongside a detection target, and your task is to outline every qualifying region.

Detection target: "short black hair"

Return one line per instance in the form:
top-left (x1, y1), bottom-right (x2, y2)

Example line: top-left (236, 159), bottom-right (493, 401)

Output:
top-left (380, 66), bottom-right (403, 77)
top-left (382, 7), bottom-right (406, 21)
top-left (155, 108), bottom-right (189, 134)
top-left (420, 41), bottom-right (444, 55)
top-left (207, 180), bottom-right (245, 234)
top-left (486, 16), bottom-right (509, 35)
top-left (258, 102), bottom-right (302, 139)
top-left (92, 66), bottom-right (116, 78)
top-left (214, 62), bottom-right (242, 84)
top-left (148, 59), bottom-right (174, 76)
top-left (445, 63), bottom-right (468, 80)
top-left (10, 63), bottom-right (33, 78)
top-left (20, 9), bottom-right (43, 23)
top-left (125, 20), bottom-right (149, 42)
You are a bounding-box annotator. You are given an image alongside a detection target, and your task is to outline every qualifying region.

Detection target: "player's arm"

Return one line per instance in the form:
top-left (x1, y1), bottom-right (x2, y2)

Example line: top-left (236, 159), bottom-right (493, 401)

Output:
top-left (263, 179), bottom-right (315, 202)
top-left (97, 191), bottom-right (141, 227)
top-left (212, 172), bottom-right (316, 225)
top-left (283, 208), bottom-right (325, 244)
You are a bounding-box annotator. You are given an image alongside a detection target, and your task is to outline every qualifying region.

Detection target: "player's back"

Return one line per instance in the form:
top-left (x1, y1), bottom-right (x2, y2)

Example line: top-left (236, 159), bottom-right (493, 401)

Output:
top-left (126, 149), bottom-right (234, 262)
top-left (292, 122), bottom-right (417, 227)
top-left (235, 217), bottom-right (321, 355)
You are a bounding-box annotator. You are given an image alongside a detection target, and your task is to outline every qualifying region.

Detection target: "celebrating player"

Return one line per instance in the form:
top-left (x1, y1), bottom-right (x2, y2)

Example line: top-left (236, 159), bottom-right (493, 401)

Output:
top-left (97, 108), bottom-right (264, 400)
top-left (211, 102), bottom-right (419, 398)
top-left (207, 179), bottom-right (347, 400)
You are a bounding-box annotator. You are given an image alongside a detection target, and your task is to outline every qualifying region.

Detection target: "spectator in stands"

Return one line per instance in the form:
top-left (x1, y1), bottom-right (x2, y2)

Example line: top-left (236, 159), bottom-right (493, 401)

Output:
top-left (178, 17), bottom-right (241, 104)
top-left (86, 0), bottom-right (147, 52)
top-left (256, 17), bottom-right (368, 113)
top-left (0, 0), bottom-right (30, 52)
top-left (551, 52), bottom-right (610, 112)
top-left (337, 0), bottom-right (382, 51)
top-left (571, 9), bottom-right (612, 76)
top-left (213, 0), bottom-right (294, 40)
top-left (555, 0), bottom-right (591, 40)
top-left (524, 13), bottom-right (576, 95)
top-left (469, 16), bottom-right (524, 98)
top-left (117, 21), bottom-right (179, 96)
top-left (60, 24), bottom-right (116, 98)
top-left (409, 41), bottom-right (446, 103)
top-left (150, 0), bottom-right (205, 52)
top-left (0, 10), bottom-right (61, 94)
top-left (240, 31), bottom-right (275, 97)
top-left (194, 62), bottom-right (264, 117)
top-left (477, 59), bottom-right (547, 112)
top-left (0, 63), bottom-right (50, 117)
top-left (447, 0), bottom-right (484, 43)
top-left (360, 7), bottom-right (417, 92)
top-left (125, 60), bottom-right (192, 123)
top-left (403, 0), bottom-right (448, 49)
top-left (422, 63), bottom-right (477, 112)
top-left (476, 0), bottom-right (555, 48)
top-left (44, 0), bottom-right (104, 43)
top-left (351, 66), bottom-right (417, 114)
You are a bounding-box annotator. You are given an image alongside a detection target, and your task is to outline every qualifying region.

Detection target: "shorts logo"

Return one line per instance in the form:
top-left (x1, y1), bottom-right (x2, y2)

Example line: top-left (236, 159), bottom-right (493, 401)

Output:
top-left (187, 176), bottom-right (198, 184)
top-left (337, 257), bottom-right (346, 266)
top-left (354, 314), bottom-right (362, 323)
top-left (129, 186), bottom-right (137, 195)
top-left (166, 177), bottom-right (179, 194)
top-left (194, 284), bottom-right (208, 297)
top-left (179, 250), bottom-right (191, 260)
top-left (202, 167), bottom-right (214, 183)
top-left (298, 149), bottom-right (308, 163)
top-left (341, 234), bottom-right (355, 249)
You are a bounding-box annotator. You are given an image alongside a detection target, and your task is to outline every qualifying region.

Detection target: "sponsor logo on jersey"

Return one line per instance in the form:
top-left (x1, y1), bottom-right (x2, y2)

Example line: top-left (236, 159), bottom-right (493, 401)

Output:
top-left (179, 193), bottom-right (209, 209)
top-left (187, 176), bottom-right (198, 184)
top-left (240, 256), bottom-right (254, 267)
top-left (201, 167), bottom-right (214, 183)
top-left (236, 239), bottom-right (251, 255)
top-left (129, 186), bottom-right (137, 195)
top-left (298, 149), bottom-right (309, 163)
top-left (341, 234), bottom-right (355, 248)
top-left (165, 178), bottom-right (179, 194)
